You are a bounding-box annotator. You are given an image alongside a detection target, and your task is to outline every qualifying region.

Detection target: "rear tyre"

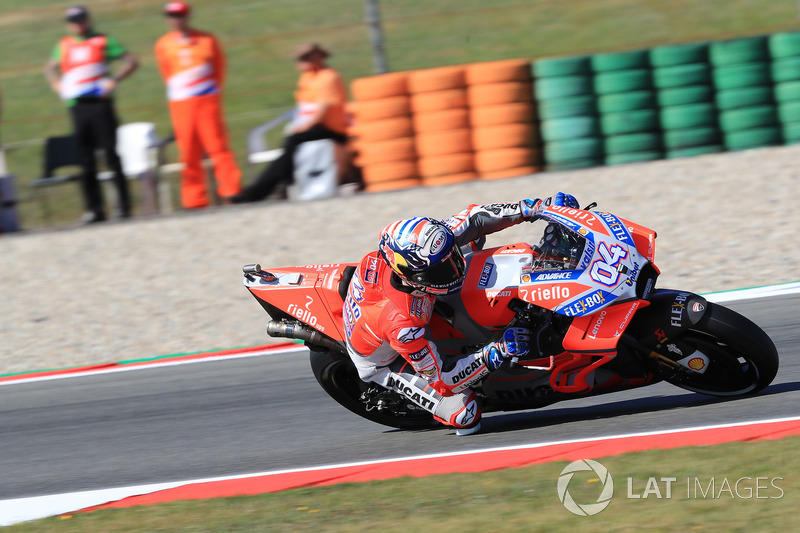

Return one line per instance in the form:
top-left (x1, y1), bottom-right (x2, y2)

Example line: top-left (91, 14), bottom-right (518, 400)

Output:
top-left (656, 303), bottom-right (778, 396)
top-left (309, 349), bottom-right (436, 429)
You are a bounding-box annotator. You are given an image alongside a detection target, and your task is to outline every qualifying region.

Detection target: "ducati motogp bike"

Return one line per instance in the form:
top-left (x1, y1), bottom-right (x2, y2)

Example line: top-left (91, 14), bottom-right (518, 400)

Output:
top-left (242, 203), bottom-right (779, 429)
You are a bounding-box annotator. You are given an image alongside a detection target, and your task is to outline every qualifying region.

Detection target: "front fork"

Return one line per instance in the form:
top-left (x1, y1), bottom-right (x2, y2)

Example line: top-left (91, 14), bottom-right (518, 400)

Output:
top-left (620, 289), bottom-right (711, 378)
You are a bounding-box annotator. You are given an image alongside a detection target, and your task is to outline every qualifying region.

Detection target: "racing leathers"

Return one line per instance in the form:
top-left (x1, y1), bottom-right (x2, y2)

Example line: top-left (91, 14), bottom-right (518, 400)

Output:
top-left (343, 202), bottom-right (533, 432)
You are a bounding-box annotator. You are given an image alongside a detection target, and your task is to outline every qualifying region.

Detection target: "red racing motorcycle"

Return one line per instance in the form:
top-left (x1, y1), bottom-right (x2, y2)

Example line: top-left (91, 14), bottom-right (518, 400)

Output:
top-left (242, 203), bottom-right (779, 429)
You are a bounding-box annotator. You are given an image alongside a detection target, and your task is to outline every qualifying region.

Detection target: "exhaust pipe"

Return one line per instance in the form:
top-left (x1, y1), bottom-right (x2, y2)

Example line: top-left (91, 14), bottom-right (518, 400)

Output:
top-left (267, 320), bottom-right (347, 355)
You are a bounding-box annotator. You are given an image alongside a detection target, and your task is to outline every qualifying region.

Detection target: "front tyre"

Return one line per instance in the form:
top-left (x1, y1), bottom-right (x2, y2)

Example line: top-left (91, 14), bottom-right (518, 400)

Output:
top-left (309, 348), bottom-right (436, 430)
top-left (657, 303), bottom-right (779, 396)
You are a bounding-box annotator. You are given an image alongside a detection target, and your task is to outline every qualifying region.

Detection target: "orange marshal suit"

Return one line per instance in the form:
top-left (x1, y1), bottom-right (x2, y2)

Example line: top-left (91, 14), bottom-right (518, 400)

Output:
top-left (154, 30), bottom-right (241, 208)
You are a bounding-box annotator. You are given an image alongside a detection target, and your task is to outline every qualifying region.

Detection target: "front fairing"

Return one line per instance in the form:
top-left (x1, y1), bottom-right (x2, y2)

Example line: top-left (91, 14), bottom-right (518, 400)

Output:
top-left (524, 208), bottom-right (651, 316)
top-left (447, 207), bottom-right (654, 328)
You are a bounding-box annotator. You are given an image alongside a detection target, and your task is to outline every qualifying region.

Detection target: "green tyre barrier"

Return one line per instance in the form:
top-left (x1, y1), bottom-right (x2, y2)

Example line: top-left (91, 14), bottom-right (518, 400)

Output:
top-left (774, 81), bottom-right (800, 103)
top-left (653, 63), bottom-right (710, 89)
top-left (600, 109), bottom-right (659, 135)
top-left (666, 145), bottom-right (724, 158)
top-left (719, 106), bottom-right (778, 132)
top-left (715, 86), bottom-right (773, 110)
top-left (650, 42), bottom-right (708, 67)
top-left (656, 85), bottom-right (713, 107)
top-left (712, 63), bottom-right (771, 90)
top-left (541, 116), bottom-right (600, 142)
top-left (782, 121), bottom-right (800, 143)
top-left (605, 151), bottom-right (662, 165)
top-left (593, 70), bottom-right (652, 95)
top-left (709, 36), bottom-right (769, 67)
top-left (723, 127), bottom-right (782, 151)
top-left (663, 127), bottom-right (721, 150)
top-left (545, 159), bottom-right (603, 171)
top-left (771, 57), bottom-right (800, 83)
top-left (544, 138), bottom-right (603, 163)
top-left (660, 103), bottom-right (716, 130)
top-left (778, 101), bottom-right (800, 123)
top-left (591, 50), bottom-right (649, 72)
top-left (535, 75), bottom-right (593, 100)
top-left (537, 95), bottom-right (596, 120)
top-left (597, 91), bottom-right (655, 113)
top-left (769, 32), bottom-right (800, 59)
top-left (533, 56), bottom-right (592, 78)
top-left (604, 133), bottom-right (661, 155)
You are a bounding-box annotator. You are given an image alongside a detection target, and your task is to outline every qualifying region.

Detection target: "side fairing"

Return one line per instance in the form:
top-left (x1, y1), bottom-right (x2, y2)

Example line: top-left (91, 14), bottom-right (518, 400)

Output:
top-left (441, 244), bottom-right (531, 332)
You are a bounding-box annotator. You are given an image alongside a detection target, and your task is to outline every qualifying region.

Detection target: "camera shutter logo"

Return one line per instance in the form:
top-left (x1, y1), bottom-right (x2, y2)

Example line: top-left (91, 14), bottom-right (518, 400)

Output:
top-left (557, 459), bottom-right (614, 516)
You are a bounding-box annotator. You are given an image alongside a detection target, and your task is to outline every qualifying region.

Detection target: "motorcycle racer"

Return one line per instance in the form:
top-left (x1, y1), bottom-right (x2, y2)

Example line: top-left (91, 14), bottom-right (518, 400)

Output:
top-left (344, 192), bottom-right (580, 435)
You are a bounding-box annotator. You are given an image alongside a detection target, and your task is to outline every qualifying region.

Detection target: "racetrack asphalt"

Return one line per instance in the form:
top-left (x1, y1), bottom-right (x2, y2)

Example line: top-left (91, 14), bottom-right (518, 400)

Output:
top-left (1, 293), bottom-right (797, 501)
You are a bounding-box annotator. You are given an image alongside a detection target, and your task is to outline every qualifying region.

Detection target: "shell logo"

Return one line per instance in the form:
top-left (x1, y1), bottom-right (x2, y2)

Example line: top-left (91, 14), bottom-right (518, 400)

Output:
top-left (688, 357), bottom-right (706, 371)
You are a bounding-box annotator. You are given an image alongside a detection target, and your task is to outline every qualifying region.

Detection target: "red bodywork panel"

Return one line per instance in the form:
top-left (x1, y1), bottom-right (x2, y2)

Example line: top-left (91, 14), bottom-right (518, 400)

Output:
top-left (620, 216), bottom-right (659, 267)
top-left (247, 264), bottom-right (355, 343)
top-left (460, 245), bottom-right (523, 328)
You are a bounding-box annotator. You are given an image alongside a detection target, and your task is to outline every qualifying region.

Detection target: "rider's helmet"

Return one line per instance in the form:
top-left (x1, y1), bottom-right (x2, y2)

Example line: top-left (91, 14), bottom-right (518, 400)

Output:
top-left (378, 217), bottom-right (466, 295)
top-left (532, 222), bottom-right (585, 272)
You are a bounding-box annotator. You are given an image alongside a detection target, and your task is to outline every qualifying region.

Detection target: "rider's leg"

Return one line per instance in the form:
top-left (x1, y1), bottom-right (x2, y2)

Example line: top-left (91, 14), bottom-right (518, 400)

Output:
top-left (370, 359), bottom-right (482, 434)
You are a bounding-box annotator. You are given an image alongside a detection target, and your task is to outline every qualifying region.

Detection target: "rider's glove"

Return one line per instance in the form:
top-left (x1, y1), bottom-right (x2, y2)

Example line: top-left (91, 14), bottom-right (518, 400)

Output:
top-left (520, 192), bottom-right (580, 220)
top-left (520, 198), bottom-right (541, 220)
top-left (481, 327), bottom-right (530, 371)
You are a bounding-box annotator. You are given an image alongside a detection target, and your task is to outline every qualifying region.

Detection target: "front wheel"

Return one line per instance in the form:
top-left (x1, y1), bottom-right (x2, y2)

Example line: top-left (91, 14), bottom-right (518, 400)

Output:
top-left (654, 303), bottom-right (778, 396)
top-left (309, 348), bottom-right (436, 430)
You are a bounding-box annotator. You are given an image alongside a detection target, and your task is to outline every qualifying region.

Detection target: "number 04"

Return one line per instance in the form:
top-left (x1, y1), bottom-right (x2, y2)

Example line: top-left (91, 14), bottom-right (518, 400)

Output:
top-left (589, 243), bottom-right (628, 287)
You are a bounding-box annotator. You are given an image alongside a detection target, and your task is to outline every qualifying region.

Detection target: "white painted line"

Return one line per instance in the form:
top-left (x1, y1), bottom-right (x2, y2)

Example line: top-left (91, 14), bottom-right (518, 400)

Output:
top-left (2, 414), bottom-right (799, 527)
top-left (0, 346), bottom-right (308, 387)
top-left (703, 281), bottom-right (800, 303)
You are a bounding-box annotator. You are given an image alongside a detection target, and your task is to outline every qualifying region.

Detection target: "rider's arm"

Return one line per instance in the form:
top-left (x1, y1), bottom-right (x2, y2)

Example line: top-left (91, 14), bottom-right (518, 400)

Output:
top-left (442, 202), bottom-right (528, 248)
top-left (442, 193), bottom-right (580, 248)
top-left (385, 320), bottom-right (443, 386)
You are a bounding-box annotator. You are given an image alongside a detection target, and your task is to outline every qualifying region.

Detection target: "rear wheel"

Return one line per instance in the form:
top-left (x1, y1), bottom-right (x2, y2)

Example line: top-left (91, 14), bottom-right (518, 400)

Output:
top-left (309, 348), bottom-right (436, 430)
top-left (654, 303), bottom-right (778, 396)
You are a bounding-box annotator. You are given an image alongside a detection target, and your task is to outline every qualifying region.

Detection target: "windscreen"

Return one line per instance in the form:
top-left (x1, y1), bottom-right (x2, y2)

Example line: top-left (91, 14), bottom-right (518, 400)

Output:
top-left (530, 220), bottom-right (588, 272)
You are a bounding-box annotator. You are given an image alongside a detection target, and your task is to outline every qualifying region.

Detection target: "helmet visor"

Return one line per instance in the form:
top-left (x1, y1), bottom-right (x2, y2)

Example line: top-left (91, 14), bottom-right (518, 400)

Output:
top-left (409, 246), bottom-right (466, 292)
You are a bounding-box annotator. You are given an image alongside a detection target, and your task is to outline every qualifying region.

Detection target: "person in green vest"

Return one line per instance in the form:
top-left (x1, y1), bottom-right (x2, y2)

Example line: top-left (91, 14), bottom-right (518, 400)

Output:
top-left (43, 5), bottom-right (139, 223)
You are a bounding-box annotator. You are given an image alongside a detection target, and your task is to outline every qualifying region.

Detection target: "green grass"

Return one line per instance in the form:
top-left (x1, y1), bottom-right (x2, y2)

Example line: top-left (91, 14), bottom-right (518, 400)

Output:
top-left (8, 435), bottom-right (800, 532)
top-left (2, 0), bottom-right (798, 227)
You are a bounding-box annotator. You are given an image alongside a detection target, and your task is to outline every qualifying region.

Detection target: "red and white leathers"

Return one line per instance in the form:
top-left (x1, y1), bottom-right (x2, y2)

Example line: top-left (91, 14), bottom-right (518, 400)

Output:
top-left (344, 202), bottom-right (528, 430)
